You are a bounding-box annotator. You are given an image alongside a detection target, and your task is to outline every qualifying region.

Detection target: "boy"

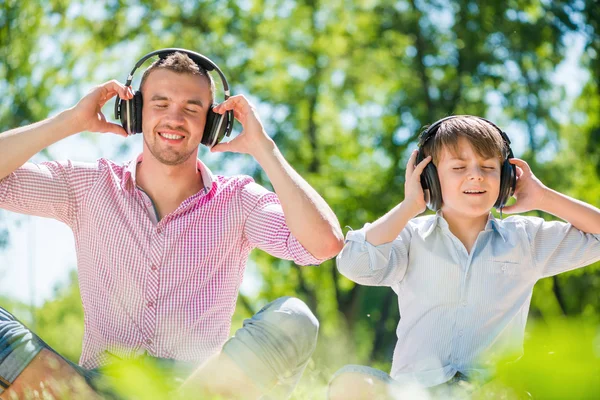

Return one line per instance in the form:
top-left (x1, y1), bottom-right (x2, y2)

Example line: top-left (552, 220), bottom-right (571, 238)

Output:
top-left (329, 115), bottom-right (600, 399)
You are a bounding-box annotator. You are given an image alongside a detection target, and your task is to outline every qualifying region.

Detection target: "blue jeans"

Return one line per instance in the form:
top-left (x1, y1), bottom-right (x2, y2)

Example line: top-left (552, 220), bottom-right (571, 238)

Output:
top-left (0, 296), bottom-right (318, 399)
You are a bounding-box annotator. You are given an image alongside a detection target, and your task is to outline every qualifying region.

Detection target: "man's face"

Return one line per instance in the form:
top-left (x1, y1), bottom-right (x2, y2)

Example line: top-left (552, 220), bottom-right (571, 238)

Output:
top-left (436, 137), bottom-right (501, 218)
top-left (141, 69), bottom-right (213, 166)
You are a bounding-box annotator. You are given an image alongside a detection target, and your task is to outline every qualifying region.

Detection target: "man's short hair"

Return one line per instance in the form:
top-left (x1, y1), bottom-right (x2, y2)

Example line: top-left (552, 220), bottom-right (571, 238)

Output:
top-left (421, 116), bottom-right (509, 164)
top-left (139, 52), bottom-right (216, 102)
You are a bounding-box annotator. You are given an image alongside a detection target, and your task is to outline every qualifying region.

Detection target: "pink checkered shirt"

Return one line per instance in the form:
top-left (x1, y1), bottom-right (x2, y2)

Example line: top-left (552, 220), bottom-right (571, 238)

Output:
top-left (0, 155), bottom-right (322, 369)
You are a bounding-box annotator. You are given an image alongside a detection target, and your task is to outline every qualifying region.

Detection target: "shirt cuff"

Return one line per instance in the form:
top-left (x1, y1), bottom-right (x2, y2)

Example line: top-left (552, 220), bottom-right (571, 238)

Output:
top-left (343, 224), bottom-right (395, 271)
top-left (0, 173), bottom-right (13, 204)
top-left (287, 235), bottom-right (326, 266)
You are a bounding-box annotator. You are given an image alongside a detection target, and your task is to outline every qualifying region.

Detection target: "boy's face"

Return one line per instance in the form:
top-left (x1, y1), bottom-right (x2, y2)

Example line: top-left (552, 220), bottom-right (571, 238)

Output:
top-left (436, 137), bottom-right (501, 218)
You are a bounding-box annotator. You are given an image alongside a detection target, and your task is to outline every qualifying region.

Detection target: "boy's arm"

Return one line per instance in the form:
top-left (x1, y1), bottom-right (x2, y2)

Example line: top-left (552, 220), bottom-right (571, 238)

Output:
top-left (539, 189), bottom-right (600, 234)
top-left (212, 95), bottom-right (344, 260)
top-left (364, 150), bottom-right (431, 245)
top-left (0, 80), bottom-right (131, 181)
top-left (336, 150), bottom-right (432, 286)
top-left (503, 158), bottom-right (600, 234)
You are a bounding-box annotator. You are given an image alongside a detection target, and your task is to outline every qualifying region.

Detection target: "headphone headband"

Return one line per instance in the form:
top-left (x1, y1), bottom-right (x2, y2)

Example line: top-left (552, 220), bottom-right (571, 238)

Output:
top-left (113, 48), bottom-right (234, 145)
top-left (122, 48), bottom-right (231, 97)
top-left (416, 115), bottom-right (517, 211)
top-left (419, 115), bottom-right (511, 150)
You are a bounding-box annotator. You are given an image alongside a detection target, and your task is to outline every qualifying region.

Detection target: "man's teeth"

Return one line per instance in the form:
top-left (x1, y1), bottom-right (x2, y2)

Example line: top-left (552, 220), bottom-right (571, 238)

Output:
top-left (160, 132), bottom-right (183, 140)
top-left (464, 190), bottom-right (485, 193)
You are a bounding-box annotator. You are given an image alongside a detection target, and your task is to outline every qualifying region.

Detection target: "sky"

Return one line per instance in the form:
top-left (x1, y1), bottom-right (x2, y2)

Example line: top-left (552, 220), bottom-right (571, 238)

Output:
top-left (0, 31), bottom-right (590, 307)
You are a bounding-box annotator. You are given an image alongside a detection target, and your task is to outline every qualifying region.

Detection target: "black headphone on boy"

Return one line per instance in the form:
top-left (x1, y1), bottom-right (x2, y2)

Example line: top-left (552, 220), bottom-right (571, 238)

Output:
top-left (113, 48), bottom-right (234, 147)
top-left (416, 115), bottom-right (517, 212)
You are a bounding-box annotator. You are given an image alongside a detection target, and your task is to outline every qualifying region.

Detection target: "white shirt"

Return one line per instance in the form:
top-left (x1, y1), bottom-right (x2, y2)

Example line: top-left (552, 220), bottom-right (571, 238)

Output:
top-left (336, 212), bottom-right (600, 387)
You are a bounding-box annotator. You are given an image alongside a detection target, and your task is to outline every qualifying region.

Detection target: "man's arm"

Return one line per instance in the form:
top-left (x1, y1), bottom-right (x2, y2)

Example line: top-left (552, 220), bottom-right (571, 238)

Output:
top-left (0, 80), bottom-right (132, 180)
top-left (212, 95), bottom-right (343, 260)
top-left (503, 158), bottom-right (600, 234)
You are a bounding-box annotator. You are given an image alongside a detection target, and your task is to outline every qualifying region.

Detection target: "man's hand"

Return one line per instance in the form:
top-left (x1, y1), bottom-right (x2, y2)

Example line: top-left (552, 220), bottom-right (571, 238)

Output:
top-left (71, 80), bottom-right (134, 137)
top-left (210, 95), bottom-right (274, 158)
top-left (501, 158), bottom-right (548, 214)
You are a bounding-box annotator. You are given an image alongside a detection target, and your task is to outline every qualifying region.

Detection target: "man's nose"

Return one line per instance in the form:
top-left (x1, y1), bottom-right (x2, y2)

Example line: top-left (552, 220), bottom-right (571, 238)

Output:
top-left (165, 106), bottom-right (185, 125)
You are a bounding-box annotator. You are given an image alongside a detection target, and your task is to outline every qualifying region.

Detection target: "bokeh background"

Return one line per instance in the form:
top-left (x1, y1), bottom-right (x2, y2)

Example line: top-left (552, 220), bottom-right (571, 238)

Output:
top-left (1, 0), bottom-right (599, 398)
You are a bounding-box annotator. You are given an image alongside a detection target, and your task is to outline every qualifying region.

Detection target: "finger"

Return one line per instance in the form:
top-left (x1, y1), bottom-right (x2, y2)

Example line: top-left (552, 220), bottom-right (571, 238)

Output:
top-left (405, 150), bottom-right (418, 179)
top-left (213, 95), bottom-right (250, 113)
top-left (99, 122), bottom-right (128, 137)
top-left (412, 155), bottom-right (432, 178)
top-left (210, 139), bottom-right (239, 154)
top-left (100, 80), bottom-right (134, 101)
top-left (509, 158), bottom-right (531, 172)
top-left (515, 165), bottom-right (524, 179)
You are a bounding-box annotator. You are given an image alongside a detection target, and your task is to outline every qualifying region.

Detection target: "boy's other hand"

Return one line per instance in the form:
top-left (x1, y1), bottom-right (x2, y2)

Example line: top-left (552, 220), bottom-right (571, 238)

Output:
top-left (405, 150), bottom-right (432, 216)
top-left (501, 158), bottom-right (548, 214)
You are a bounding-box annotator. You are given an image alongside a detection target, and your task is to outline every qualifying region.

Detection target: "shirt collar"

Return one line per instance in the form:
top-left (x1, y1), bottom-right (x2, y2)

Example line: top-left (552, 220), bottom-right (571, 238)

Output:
top-left (486, 213), bottom-right (508, 242)
top-left (122, 153), bottom-right (215, 192)
top-left (421, 210), bottom-right (508, 242)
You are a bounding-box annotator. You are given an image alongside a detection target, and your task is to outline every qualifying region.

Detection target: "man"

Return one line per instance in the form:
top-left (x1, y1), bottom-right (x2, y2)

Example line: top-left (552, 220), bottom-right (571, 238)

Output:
top-left (0, 50), bottom-right (343, 399)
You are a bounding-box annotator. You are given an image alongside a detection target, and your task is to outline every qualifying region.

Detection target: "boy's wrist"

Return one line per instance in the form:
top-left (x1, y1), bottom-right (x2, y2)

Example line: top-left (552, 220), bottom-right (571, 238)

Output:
top-left (401, 199), bottom-right (424, 219)
top-left (537, 186), bottom-right (556, 214)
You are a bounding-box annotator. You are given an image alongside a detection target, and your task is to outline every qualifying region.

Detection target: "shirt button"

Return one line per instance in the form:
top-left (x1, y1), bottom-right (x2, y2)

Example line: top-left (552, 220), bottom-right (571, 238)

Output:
top-left (458, 330), bottom-right (464, 336)
top-left (502, 264), bottom-right (507, 271)
top-left (146, 339), bottom-right (153, 345)
top-left (147, 301), bottom-right (154, 308)
top-left (157, 227), bottom-right (162, 234)
top-left (151, 265), bottom-right (157, 271)
top-left (461, 301), bottom-right (467, 307)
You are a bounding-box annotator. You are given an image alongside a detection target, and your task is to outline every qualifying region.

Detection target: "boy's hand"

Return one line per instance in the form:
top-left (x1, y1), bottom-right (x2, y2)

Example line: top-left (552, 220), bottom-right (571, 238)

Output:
top-left (405, 150), bottom-right (432, 215)
top-left (501, 158), bottom-right (548, 214)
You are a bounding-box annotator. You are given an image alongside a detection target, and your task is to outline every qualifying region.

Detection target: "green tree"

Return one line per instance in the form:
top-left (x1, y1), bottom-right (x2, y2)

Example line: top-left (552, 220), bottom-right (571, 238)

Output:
top-left (1, 1), bottom-right (599, 397)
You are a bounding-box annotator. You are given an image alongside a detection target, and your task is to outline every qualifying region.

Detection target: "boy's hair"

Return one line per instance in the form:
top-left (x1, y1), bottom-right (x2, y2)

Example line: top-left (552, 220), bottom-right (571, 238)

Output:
top-left (421, 116), bottom-right (509, 164)
top-left (139, 52), bottom-right (216, 102)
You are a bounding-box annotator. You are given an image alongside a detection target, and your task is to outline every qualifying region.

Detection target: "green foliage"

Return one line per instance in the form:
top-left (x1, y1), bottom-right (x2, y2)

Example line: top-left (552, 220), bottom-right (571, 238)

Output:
top-left (491, 318), bottom-right (600, 399)
top-left (33, 270), bottom-right (85, 363)
top-left (1, 0), bottom-right (599, 398)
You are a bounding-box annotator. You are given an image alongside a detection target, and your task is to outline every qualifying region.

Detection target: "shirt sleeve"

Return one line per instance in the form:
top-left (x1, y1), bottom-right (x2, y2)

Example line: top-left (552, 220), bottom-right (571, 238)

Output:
top-left (522, 216), bottom-right (600, 278)
top-left (241, 180), bottom-right (325, 266)
top-left (335, 222), bottom-right (412, 286)
top-left (0, 160), bottom-right (100, 227)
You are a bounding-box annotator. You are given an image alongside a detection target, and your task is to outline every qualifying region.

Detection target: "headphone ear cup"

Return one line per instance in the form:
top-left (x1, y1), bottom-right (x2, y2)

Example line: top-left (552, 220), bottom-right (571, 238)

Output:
top-left (202, 105), bottom-right (231, 147)
top-left (132, 91), bottom-right (143, 134)
top-left (119, 91), bottom-right (142, 135)
top-left (118, 97), bottom-right (130, 134)
top-left (202, 106), bottom-right (220, 147)
top-left (495, 159), bottom-right (516, 209)
top-left (422, 163), bottom-right (442, 211)
top-left (416, 150), bottom-right (442, 211)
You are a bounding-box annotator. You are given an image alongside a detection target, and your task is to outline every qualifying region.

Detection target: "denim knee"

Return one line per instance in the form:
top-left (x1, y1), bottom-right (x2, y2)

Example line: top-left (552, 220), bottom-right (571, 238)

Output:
top-left (256, 296), bottom-right (319, 357)
top-left (0, 307), bottom-right (44, 392)
top-left (222, 296), bottom-right (319, 395)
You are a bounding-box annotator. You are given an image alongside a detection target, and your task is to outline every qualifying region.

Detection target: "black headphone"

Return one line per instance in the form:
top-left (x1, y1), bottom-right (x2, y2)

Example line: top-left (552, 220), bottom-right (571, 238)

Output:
top-left (113, 48), bottom-right (234, 147)
top-left (416, 115), bottom-right (516, 211)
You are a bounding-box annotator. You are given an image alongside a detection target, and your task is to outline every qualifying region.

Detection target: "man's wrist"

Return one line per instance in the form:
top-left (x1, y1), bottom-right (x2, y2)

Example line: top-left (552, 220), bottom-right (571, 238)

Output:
top-left (251, 136), bottom-right (277, 165)
top-left (58, 108), bottom-right (85, 137)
